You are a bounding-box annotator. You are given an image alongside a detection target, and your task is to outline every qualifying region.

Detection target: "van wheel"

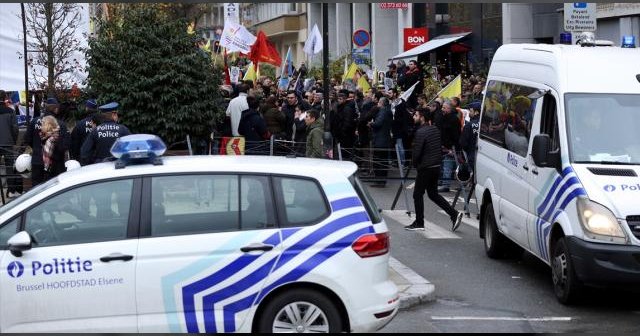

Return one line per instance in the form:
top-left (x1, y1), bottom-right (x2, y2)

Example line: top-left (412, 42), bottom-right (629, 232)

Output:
top-left (551, 237), bottom-right (583, 304)
top-left (257, 288), bottom-right (342, 333)
top-left (483, 201), bottom-right (508, 258)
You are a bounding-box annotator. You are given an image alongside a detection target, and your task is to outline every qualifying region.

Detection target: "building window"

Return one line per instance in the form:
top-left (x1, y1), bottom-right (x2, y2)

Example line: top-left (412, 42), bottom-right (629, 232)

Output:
top-left (289, 3), bottom-right (297, 12)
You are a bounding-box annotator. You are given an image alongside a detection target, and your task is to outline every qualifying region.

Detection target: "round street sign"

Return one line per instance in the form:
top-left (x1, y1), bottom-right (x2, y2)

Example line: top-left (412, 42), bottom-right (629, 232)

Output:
top-left (353, 29), bottom-right (370, 47)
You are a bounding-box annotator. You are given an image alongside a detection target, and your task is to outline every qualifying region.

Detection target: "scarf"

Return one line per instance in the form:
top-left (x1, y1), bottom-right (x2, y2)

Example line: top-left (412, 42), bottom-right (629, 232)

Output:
top-left (41, 127), bottom-right (60, 172)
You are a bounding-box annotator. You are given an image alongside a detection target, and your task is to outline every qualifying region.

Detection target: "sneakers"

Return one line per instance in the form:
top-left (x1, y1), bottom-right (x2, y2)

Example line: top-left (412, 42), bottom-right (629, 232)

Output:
top-left (405, 221), bottom-right (425, 231)
top-left (7, 191), bottom-right (21, 198)
top-left (451, 212), bottom-right (463, 232)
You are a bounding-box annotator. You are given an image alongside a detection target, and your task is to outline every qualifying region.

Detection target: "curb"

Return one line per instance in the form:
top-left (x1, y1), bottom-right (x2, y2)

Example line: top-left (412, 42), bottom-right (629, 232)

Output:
top-left (389, 257), bottom-right (436, 310)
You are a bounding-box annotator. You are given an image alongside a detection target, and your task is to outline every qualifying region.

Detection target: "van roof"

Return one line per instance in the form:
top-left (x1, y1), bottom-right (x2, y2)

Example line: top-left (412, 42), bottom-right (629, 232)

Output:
top-left (490, 44), bottom-right (640, 94)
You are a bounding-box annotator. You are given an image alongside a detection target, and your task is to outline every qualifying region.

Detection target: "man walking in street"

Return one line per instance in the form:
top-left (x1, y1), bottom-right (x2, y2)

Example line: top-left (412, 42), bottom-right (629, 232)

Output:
top-left (407, 109), bottom-right (463, 232)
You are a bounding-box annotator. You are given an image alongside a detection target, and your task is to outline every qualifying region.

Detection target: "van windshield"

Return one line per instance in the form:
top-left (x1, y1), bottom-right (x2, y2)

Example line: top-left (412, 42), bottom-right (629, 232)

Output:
top-left (565, 93), bottom-right (640, 165)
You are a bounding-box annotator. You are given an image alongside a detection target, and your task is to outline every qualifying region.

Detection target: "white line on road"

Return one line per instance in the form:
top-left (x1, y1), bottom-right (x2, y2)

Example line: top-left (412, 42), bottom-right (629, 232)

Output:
top-left (430, 316), bottom-right (572, 322)
top-left (437, 210), bottom-right (479, 229)
top-left (382, 210), bottom-right (460, 239)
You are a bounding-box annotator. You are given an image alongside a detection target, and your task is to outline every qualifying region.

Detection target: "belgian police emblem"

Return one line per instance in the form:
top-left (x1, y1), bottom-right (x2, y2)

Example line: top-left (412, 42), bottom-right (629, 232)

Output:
top-left (603, 185), bottom-right (616, 192)
top-left (7, 261), bottom-right (24, 278)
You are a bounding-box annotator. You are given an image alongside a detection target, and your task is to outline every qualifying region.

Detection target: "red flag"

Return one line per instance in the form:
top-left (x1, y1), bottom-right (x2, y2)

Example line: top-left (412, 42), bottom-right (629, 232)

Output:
top-left (247, 31), bottom-right (282, 67)
top-left (223, 48), bottom-right (231, 85)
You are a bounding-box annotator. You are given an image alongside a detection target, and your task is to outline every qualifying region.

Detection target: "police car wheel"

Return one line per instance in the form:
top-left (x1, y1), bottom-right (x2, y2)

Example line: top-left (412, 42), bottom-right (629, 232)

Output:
top-left (483, 201), bottom-right (508, 259)
top-left (551, 237), bottom-right (583, 305)
top-left (258, 288), bottom-right (342, 333)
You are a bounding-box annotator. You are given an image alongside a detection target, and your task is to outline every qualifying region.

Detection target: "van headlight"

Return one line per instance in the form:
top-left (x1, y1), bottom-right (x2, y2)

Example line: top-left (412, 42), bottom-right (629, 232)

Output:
top-left (577, 197), bottom-right (627, 244)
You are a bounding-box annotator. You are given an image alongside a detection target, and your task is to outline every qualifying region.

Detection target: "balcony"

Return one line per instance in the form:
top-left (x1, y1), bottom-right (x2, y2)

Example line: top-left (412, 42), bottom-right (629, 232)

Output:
top-left (251, 14), bottom-right (307, 37)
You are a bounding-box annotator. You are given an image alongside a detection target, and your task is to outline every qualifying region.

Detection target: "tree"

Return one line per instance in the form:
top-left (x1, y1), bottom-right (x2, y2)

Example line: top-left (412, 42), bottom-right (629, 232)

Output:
top-left (86, 4), bottom-right (223, 145)
top-left (21, 3), bottom-right (84, 96)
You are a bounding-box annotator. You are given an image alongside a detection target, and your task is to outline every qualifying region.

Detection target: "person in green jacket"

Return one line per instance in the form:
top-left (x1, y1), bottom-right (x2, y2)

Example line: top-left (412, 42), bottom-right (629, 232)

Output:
top-left (304, 109), bottom-right (324, 158)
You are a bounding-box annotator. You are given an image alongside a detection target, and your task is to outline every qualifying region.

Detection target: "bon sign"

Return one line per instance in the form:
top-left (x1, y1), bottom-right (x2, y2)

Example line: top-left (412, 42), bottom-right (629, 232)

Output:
top-left (403, 27), bottom-right (428, 51)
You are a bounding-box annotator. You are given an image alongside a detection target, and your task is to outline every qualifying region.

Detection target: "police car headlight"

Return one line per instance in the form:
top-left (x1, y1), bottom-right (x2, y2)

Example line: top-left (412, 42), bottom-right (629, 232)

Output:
top-left (577, 197), bottom-right (627, 244)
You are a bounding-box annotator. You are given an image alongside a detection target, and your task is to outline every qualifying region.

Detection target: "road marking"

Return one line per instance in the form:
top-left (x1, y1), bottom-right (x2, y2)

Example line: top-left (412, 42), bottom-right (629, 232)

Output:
top-left (430, 316), bottom-right (572, 322)
top-left (382, 210), bottom-right (460, 239)
top-left (437, 210), bottom-right (479, 229)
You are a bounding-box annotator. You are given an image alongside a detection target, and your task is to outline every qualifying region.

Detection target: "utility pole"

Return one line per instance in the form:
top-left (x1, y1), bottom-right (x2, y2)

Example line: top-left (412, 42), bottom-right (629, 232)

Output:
top-left (322, 3), bottom-right (333, 158)
top-left (20, 3), bottom-right (30, 119)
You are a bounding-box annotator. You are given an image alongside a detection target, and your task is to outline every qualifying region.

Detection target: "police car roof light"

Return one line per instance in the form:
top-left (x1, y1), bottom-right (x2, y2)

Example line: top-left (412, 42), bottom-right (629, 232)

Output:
top-left (110, 134), bottom-right (166, 168)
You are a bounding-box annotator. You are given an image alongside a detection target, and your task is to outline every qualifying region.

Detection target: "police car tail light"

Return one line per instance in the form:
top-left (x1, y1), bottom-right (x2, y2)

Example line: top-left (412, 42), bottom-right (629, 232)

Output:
top-left (110, 134), bottom-right (166, 168)
top-left (351, 232), bottom-right (389, 258)
top-left (576, 197), bottom-right (627, 244)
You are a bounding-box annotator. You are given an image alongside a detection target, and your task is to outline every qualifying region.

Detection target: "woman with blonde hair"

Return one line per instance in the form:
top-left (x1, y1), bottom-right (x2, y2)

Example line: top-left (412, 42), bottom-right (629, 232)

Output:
top-left (40, 115), bottom-right (65, 181)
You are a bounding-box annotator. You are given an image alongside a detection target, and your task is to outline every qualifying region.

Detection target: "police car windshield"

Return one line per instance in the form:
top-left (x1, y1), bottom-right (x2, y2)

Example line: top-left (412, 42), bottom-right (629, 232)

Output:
top-left (565, 93), bottom-right (640, 165)
top-left (0, 177), bottom-right (59, 216)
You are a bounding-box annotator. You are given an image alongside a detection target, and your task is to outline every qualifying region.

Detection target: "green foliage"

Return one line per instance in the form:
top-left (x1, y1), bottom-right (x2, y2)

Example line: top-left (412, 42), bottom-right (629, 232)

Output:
top-left (259, 64), bottom-right (276, 80)
top-left (86, 4), bottom-right (222, 145)
top-left (307, 54), bottom-right (351, 82)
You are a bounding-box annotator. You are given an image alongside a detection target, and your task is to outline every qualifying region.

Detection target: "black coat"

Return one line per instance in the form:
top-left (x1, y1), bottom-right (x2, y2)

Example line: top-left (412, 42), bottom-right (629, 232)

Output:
top-left (238, 108), bottom-right (269, 142)
top-left (371, 105), bottom-right (392, 148)
top-left (331, 101), bottom-right (357, 147)
top-left (25, 113), bottom-right (70, 165)
top-left (80, 120), bottom-right (130, 165)
top-left (412, 124), bottom-right (442, 169)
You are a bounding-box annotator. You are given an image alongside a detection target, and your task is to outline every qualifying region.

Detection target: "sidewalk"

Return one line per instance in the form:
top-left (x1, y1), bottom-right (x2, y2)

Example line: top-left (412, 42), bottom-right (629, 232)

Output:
top-left (389, 256), bottom-right (435, 309)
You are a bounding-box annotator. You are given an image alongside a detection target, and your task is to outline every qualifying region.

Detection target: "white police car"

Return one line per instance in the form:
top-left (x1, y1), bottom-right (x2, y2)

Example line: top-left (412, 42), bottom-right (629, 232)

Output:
top-left (0, 135), bottom-right (398, 332)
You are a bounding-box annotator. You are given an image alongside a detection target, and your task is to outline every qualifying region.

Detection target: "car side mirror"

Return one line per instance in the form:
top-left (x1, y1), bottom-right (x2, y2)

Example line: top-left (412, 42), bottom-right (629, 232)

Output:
top-left (8, 231), bottom-right (32, 257)
top-left (532, 134), bottom-right (560, 169)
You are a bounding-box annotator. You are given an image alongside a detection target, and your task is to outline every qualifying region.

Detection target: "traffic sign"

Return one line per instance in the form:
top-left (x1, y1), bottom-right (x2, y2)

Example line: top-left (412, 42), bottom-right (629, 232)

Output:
top-left (353, 29), bottom-right (371, 47)
top-left (564, 3), bottom-right (596, 32)
top-left (352, 48), bottom-right (370, 65)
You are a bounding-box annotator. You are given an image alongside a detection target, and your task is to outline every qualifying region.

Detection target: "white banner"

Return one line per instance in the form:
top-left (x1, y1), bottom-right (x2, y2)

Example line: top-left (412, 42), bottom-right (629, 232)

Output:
top-left (223, 3), bottom-right (239, 25)
top-left (303, 23), bottom-right (323, 56)
top-left (220, 21), bottom-right (256, 54)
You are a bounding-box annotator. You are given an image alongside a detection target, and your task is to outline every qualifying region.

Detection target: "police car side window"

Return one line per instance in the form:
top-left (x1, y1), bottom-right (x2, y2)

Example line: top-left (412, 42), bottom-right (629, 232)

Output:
top-left (240, 175), bottom-right (276, 230)
top-left (24, 179), bottom-right (133, 247)
top-left (274, 177), bottom-right (329, 227)
top-left (150, 175), bottom-right (240, 236)
top-left (0, 218), bottom-right (19, 249)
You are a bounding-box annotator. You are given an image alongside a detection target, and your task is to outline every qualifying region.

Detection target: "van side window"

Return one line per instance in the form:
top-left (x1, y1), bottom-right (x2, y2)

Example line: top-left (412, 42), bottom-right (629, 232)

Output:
top-left (480, 80), bottom-right (539, 157)
top-left (541, 94), bottom-right (560, 151)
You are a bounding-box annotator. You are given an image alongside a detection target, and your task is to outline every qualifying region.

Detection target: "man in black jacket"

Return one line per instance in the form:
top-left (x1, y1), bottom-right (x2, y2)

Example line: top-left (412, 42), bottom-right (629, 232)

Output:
top-left (407, 109), bottom-right (463, 232)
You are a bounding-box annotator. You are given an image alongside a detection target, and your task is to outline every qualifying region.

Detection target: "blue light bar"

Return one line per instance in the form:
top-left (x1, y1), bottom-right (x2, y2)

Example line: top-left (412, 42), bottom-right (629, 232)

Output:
top-left (110, 134), bottom-right (166, 168)
top-left (622, 35), bottom-right (636, 48)
top-left (559, 32), bottom-right (572, 45)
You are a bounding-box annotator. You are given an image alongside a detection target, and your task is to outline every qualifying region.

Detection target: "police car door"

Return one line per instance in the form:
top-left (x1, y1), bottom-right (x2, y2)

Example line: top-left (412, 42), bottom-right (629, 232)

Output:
top-left (526, 91), bottom-right (570, 262)
top-left (0, 178), bottom-right (141, 332)
top-left (136, 174), bottom-right (282, 333)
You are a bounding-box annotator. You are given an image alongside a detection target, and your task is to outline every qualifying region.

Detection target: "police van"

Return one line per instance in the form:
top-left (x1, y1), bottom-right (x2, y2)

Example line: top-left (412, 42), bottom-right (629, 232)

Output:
top-left (475, 40), bottom-right (640, 304)
top-left (0, 135), bottom-right (398, 332)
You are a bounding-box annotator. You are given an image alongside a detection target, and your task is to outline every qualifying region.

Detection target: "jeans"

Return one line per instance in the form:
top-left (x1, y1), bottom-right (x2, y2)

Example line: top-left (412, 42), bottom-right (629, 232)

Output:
top-left (395, 139), bottom-right (405, 165)
top-left (413, 166), bottom-right (458, 225)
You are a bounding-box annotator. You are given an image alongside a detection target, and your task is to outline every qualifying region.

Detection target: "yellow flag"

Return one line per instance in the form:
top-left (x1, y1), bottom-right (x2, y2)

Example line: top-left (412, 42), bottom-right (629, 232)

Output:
top-left (19, 91), bottom-right (27, 104)
top-left (201, 39), bottom-right (211, 52)
top-left (187, 22), bottom-right (196, 35)
top-left (357, 75), bottom-right (370, 92)
top-left (342, 62), bottom-right (358, 82)
top-left (243, 62), bottom-right (256, 82)
top-left (438, 74), bottom-right (462, 99)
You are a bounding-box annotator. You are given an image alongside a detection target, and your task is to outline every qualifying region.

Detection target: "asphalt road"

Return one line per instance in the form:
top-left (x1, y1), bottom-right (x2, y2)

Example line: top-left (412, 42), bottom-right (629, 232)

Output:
top-left (364, 180), bottom-right (640, 333)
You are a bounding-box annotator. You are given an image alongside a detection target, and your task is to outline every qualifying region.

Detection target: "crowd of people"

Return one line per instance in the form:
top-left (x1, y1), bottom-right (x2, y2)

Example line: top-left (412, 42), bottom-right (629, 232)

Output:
top-left (1, 89), bottom-right (129, 199)
top-left (2, 60), bottom-right (486, 222)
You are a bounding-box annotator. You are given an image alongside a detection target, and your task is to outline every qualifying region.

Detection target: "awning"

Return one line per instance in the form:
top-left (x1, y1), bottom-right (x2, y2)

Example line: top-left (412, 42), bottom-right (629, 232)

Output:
top-left (389, 32), bottom-right (471, 60)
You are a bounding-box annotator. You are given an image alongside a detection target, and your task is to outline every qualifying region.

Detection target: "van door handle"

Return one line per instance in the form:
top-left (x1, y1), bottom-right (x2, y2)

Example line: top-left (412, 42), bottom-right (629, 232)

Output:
top-left (240, 244), bottom-right (274, 253)
top-left (532, 168), bottom-right (539, 175)
top-left (522, 164), bottom-right (529, 171)
top-left (100, 253), bottom-right (134, 262)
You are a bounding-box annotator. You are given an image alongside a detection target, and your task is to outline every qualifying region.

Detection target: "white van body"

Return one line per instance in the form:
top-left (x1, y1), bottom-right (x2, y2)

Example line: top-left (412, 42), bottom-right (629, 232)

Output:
top-left (475, 43), bottom-right (640, 303)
